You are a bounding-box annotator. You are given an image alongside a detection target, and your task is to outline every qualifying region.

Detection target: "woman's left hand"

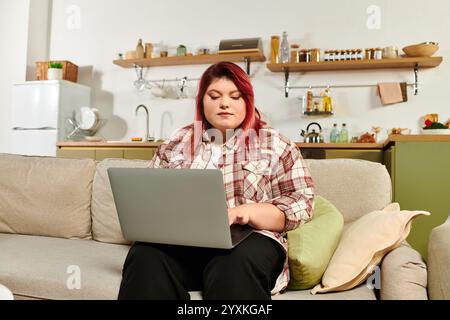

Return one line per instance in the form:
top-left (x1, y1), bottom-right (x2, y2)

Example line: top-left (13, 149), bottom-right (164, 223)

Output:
top-left (228, 206), bottom-right (250, 226)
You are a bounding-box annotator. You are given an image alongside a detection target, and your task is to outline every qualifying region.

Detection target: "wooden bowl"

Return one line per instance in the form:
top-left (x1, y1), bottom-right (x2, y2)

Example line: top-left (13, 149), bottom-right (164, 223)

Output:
top-left (403, 43), bottom-right (439, 57)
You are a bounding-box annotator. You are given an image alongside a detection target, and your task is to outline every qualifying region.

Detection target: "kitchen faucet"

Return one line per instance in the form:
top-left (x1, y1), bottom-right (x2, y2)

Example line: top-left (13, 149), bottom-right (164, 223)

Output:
top-left (135, 104), bottom-right (152, 141)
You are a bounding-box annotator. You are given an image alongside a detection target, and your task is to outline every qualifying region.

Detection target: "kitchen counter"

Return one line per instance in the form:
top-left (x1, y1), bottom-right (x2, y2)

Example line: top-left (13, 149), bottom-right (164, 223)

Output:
top-left (57, 135), bottom-right (450, 150)
top-left (57, 141), bottom-right (164, 148)
top-left (385, 134), bottom-right (450, 144)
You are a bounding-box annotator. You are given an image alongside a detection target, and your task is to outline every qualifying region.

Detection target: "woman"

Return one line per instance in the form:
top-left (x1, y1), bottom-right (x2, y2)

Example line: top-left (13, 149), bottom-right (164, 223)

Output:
top-left (118, 61), bottom-right (315, 300)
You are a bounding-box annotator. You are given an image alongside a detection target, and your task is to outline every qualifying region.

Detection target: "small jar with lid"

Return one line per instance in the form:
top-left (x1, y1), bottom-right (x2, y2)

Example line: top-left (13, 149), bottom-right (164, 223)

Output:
top-left (290, 44), bottom-right (300, 63)
top-left (365, 48), bottom-right (373, 60)
top-left (305, 49), bottom-right (312, 63)
top-left (299, 49), bottom-right (307, 62)
top-left (327, 50), bottom-right (334, 61)
top-left (356, 49), bottom-right (363, 60)
top-left (374, 47), bottom-right (383, 60)
top-left (311, 48), bottom-right (320, 62)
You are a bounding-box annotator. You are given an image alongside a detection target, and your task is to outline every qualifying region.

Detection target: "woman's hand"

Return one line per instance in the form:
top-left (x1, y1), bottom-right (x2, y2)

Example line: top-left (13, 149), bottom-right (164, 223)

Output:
top-left (227, 203), bottom-right (286, 232)
top-left (228, 206), bottom-right (250, 226)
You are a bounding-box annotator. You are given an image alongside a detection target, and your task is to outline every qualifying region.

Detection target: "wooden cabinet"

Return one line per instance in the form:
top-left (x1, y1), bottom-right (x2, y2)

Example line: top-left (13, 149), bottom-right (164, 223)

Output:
top-left (387, 139), bottom-right (450, 259)
top-left (297, 143), bottom-right (385, 163)
top-left (123, 148), bottom-right (156, 160)
top-left (324, 149), bottom-right (383, 163)
top-left (57, 148), bottom-right (96, 159)
top-left (57, 143), bottom-right (159, 161)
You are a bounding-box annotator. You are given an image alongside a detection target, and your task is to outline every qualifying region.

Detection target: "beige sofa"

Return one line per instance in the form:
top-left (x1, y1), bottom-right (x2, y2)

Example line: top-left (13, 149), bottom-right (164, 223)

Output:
top-left (0, 153), bottom-right (448, 300)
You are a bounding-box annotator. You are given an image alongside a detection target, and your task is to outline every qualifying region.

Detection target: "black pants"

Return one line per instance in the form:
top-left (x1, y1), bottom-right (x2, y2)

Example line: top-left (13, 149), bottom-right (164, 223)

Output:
top-left (118, 233), bottom-right (285, 300)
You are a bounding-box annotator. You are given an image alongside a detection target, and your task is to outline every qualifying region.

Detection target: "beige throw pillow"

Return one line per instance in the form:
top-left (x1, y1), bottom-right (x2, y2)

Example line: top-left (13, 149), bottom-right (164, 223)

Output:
top-left (0, 154), bottom-right (95, 239)
top-left (311, 203), bottom-right (430, 294)
top-left (91, 158), bottom-right (150, 244)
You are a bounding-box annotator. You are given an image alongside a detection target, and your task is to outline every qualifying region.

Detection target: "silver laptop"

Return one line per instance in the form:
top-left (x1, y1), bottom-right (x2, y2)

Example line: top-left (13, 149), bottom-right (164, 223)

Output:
top-left (107, 168), bottom-right (254, 249)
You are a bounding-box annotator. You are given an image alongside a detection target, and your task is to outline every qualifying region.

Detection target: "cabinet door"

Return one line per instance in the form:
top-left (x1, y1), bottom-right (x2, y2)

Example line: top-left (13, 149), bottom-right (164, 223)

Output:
top-left (325, 149), bottom-right (383, 163)
top-left (384, 146), bottom-right (396, 199)
top-left (57, 148), bottom-right (95, 159)
top-left (95, 148), bottom-right (124, 160)
top-left (123, 148), bottom-right (156, 160)
top-left (394, 141), bottom-right (450, 259)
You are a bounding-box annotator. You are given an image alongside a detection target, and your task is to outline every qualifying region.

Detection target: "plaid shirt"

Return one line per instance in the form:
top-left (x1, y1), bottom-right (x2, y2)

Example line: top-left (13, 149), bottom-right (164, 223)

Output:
top-left (148, 123), bottom-right (315, 294)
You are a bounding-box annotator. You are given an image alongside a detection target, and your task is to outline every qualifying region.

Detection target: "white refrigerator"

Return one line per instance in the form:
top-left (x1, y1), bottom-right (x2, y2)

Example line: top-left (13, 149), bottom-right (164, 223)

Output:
top-left (10, 80), bottom-right (91, 157)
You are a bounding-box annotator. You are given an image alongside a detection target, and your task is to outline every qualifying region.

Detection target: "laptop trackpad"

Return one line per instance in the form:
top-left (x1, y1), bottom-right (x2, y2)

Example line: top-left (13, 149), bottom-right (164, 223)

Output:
top-left (230, 224), bottom-right (254, 247)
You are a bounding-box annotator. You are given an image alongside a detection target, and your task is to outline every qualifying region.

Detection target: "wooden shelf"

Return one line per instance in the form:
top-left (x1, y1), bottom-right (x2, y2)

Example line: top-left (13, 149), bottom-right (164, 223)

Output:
top-left (303, 111), bottom-right (334, 116)
top-left (267, 56), bottom-right (443, 72)
top-left (114, 52), bottom-right (266, 68)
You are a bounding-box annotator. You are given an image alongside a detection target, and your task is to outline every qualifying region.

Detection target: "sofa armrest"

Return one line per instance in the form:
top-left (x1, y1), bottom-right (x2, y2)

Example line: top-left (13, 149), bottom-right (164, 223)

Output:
top-left (428, 215), bottom-right (450, 300)
top-left (380, 241), bottom-right (428, 300)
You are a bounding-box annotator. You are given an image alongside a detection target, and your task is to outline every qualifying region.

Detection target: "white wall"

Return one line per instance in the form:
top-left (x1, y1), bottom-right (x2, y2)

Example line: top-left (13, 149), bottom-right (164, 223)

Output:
top-left (4, 0), bottom-right (450, 147)
top-left (0, 0), bottom-right (30, 153)
top-left (26, 0), bottom-right (51, 81)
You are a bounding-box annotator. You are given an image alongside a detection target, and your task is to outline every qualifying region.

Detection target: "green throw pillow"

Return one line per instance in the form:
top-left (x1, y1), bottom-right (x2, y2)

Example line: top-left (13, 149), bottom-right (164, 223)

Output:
top-left (287, 195), bottom-right (344, 290)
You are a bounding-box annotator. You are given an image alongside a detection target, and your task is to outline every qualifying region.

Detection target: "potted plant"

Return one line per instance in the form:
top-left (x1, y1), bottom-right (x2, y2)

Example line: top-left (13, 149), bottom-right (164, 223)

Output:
top-left (47, 62), bottom-right (63, 80)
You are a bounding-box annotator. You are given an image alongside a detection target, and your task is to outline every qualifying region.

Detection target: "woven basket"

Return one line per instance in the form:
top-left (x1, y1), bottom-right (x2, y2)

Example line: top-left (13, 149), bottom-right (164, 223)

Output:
top-left (36, 60), bottom-right (78, 82)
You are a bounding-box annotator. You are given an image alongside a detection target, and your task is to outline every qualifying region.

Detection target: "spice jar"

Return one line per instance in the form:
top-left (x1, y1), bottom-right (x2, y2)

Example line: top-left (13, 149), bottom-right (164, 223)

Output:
top-left (303, 49), bottom-right (310, 62)
top-left (375, 47), bottom-right (383, 60)
top-left (328, 50), bottom-right (335, 61)
top-left (357, 49), bottom-right (363, 60)
top-left (290, 44), bottom-right (300, 63)
top-left (311, 48), bottom-right (320, 62)
top-left (365, 48), bottom-right (372, 60)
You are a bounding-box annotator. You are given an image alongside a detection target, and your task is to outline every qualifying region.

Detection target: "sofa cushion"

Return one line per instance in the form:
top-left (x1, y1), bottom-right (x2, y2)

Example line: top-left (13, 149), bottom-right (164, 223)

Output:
top-left (380, 242), bottom-right (428, 300)
top-left (0, 154), bottom-right (95, 239)
top-left (188, 283), bottom-right (377, 300)
top-left (305, 159), bottom-right (392, 223)
top-left (287, 196), bottom-right (343, 290)
top-left (311, 203), bottom-right (430, 294)
top-left (91, 158), bottom-right (150, 244)
top-left (0, 233), bottom-right (130, 300)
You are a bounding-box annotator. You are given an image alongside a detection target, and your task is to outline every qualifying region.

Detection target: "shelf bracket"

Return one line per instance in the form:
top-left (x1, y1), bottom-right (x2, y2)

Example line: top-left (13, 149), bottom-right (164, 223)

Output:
top-left (243, 57), bottom-right (251, 75)
top-left (283, 68), bottom-right (290, 98)
top-left (413, 64), bottom-right (419, 96)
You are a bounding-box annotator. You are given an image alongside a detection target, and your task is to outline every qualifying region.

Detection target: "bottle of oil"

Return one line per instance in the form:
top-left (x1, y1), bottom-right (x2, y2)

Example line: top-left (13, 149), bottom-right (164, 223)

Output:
top-left (136, 39), bottom-right (145, 59)
top-left (323, 86), bottom-right (333, 113)
top-left (306, 89), bottom-right (313, 113)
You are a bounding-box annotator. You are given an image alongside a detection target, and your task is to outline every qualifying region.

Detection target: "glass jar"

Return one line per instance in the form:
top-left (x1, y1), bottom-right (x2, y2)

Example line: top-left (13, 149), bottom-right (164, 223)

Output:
top-left (270, 36), bottom-right (280, 63)
top-left (365, 48), bottom-right (372, 60)
top-left (335, 50), bottom-right (341, 61)
top-left (177, 45), bottom-right (187, 56)
top-left (311, 48), bottom-right (320, 62)
top-left (290, 44), bottom-right (300, 63)
top-left (357, 49), bottom-right (363, 60)
top-left (375, 47), bottom-right (383, 60)
top-left (329, 50), bottom-right (335, 61)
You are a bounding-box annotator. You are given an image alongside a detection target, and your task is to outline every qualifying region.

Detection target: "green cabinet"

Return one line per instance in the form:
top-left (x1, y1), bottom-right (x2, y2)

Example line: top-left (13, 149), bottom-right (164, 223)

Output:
top-left (299, 147), bottom-right (384, 163)
top-left (57, 147), bottom-right (158, 161)
top-left (325, 149), bottom-right (383, 163)
top-left (389, 141), bottom-right (450, 259)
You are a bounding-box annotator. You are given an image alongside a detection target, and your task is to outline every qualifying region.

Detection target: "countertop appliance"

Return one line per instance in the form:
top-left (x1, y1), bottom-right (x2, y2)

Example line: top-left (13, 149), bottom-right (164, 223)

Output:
top-left (10, 80), bottom-right (91, 156)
